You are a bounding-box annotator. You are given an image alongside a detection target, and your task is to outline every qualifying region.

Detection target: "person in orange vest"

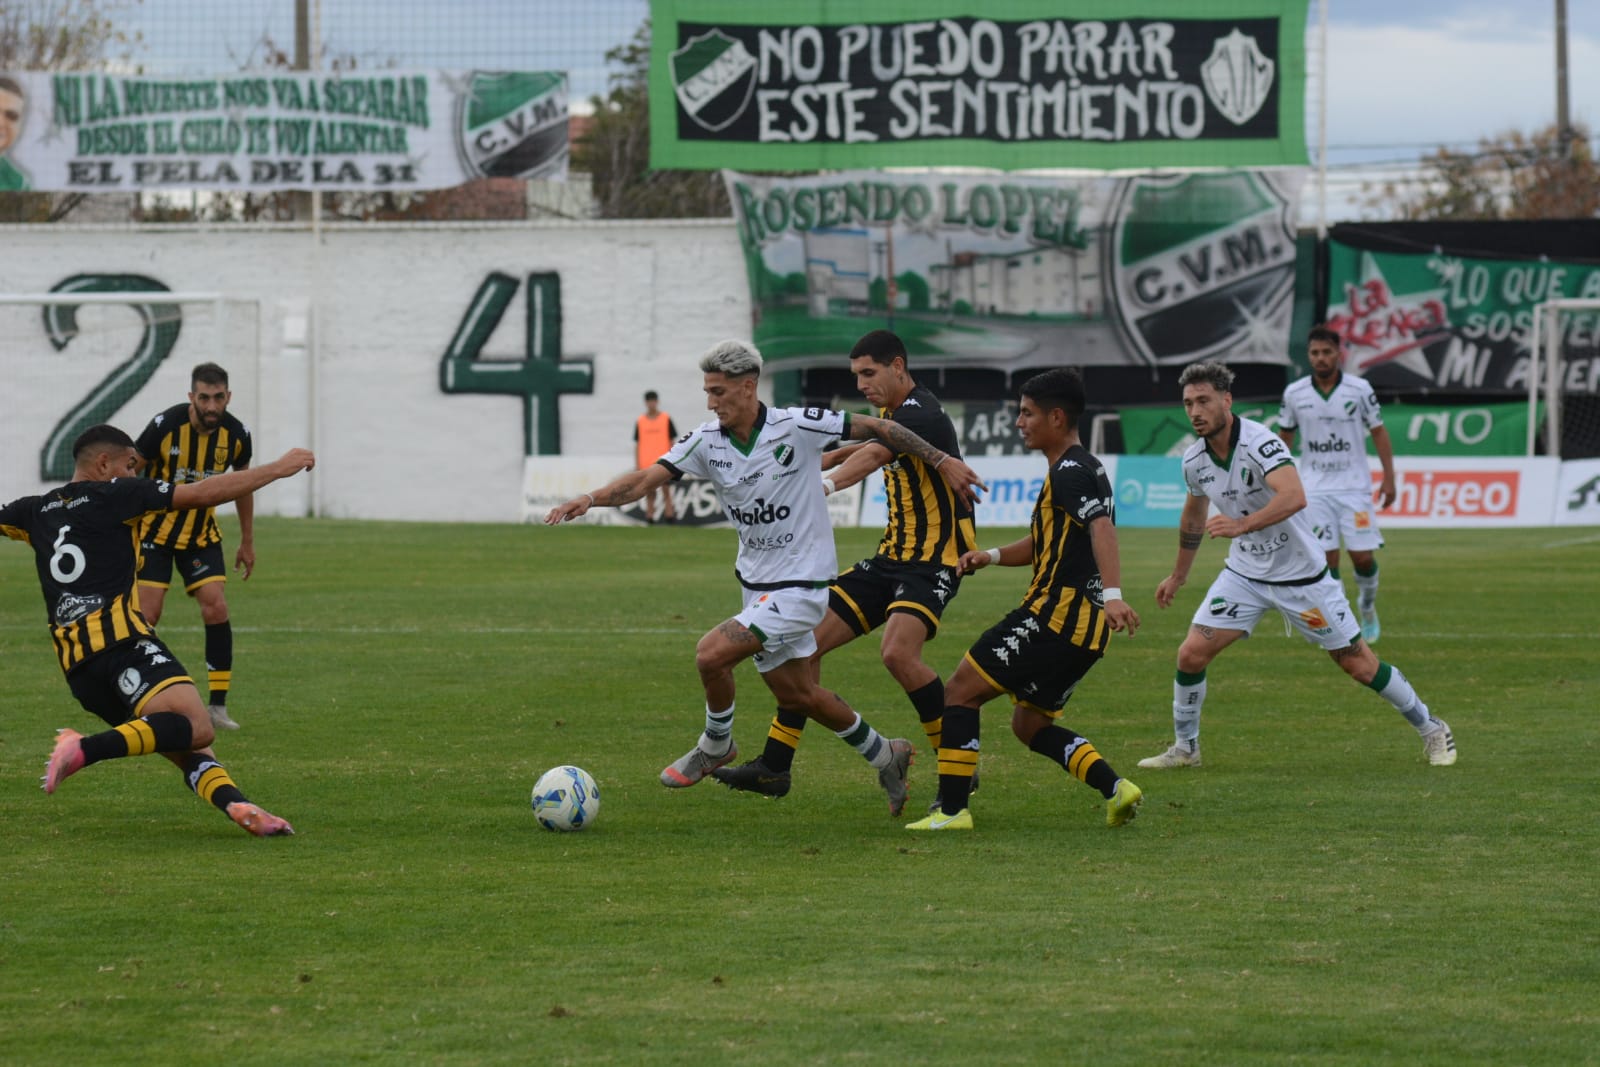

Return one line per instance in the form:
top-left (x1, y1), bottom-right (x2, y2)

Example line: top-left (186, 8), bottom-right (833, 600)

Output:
top-left (635, 391), bottom-right (678, 523)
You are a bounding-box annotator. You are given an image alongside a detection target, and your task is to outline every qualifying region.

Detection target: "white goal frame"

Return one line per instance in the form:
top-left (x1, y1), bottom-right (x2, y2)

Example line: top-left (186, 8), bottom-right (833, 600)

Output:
top-left (1530, 297), bottom-right (1600, 457)
top-left (0, 290), bottom-right (274, 504)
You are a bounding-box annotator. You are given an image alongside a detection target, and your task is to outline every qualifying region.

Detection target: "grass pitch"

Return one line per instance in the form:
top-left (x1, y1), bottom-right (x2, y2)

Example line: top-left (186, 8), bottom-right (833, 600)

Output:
top-left (2, 520), bottom-right (1597, 1065)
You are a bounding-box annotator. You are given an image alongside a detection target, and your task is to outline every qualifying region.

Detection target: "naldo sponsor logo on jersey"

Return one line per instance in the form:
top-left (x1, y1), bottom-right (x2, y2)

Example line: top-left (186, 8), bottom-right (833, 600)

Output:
top-left (727, 497), bottom-right (791, 526)
top-left (1306, 436), bottom-right (1352, 454)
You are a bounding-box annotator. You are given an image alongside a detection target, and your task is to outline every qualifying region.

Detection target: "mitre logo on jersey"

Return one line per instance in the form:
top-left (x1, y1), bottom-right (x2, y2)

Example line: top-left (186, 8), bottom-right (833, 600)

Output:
top-left (1200, 29), bottom-right (1274, 126)
top-left (1107, 171), bottom-right (1298, 367)
top-left (672, 29), bottom-right (757, 133)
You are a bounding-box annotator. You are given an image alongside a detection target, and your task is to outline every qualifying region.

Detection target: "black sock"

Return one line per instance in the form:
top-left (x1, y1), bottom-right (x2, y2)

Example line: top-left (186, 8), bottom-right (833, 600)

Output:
top-left (760, 708), bottom-right (808, 772)
top-left (936, 705), bottom-right (980, 812)
top-left (1028, 725), bottom-right (1120, 799)
top-left (81, 712), bottom-right (194, 765)
top-left (906, 678), bottom-right (945, 752)
top-left (205, 621), bottom-right (232, 705)
top-left (174, 751), bottom-right (249, 813)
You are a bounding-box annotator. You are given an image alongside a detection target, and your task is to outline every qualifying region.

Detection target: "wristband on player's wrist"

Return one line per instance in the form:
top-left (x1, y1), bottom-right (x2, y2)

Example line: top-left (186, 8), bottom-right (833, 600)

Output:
top-left (985, 547), bottom-right (1002, 565)
top-left (1103, 586), bottom-right (1123, 602)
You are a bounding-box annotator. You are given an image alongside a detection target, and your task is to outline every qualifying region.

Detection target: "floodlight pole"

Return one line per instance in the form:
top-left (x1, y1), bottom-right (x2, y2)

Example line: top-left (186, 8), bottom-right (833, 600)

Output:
top-left (1556, 0), bottom-right (1571, 156)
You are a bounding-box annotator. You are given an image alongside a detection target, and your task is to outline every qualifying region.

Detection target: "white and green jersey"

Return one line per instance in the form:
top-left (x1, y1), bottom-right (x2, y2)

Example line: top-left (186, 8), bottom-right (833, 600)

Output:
top-left (661, 404), bottom-right (847, 589)
top-left (1182, 415), bottom-right (1325, 584)
top-left (1278, 371), bottom-right (1382, 494)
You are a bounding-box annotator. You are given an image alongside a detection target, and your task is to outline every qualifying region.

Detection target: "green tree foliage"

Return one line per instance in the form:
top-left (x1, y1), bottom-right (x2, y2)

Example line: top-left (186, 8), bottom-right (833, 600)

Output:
top-left (577, 19), bottom-right (729, 219)
top-left (1363, 124), bottom-right (1599, 221)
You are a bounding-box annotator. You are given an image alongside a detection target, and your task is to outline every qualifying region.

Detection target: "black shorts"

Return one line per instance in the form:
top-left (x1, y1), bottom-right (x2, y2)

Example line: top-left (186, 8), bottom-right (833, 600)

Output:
top-left (66, 636), bottom-right (194, 727)
top-left (963, 607), bottom-right (1103, 716)
top-left (138, 540), bottom-right (227, 593)
top-left (829, 556), bottom-right (961, 638)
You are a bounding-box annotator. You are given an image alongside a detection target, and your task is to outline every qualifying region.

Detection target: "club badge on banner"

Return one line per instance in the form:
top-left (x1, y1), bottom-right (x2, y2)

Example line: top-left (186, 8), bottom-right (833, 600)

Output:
top-left (0, 69), bottom-right (568, 191)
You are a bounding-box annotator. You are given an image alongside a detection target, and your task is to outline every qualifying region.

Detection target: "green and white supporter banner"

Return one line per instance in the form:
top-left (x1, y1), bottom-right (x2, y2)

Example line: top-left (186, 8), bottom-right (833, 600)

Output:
top-left (0, 69), bottom-right (567, 191)
top-left (651, 0), bottom-right (1308, 170)
top-left (1323, 243), bottom-right (1600, 396)
top-left (726, 168), bottom-right (1304, 370)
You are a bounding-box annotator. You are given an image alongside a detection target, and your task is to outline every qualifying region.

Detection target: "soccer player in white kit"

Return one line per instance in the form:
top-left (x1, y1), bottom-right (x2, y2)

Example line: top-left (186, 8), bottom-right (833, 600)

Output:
top-left (1277, 326), bottom-right (1397, 642)
top-left (1137, 360), bottom-right (1455, 771)
top-left (545, 340), bottom-right (987, 816)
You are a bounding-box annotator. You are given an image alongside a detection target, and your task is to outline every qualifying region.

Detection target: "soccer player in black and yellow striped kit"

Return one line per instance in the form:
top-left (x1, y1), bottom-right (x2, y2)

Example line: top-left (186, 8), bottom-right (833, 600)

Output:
top-left (713, 329), bottom-right (976, 812)
top-left (1, 424), bottom-right (314, 835)
top-left (134, 362), bottom-right (254, 731)
top-left (906, 367), bottom-right (1144, 830)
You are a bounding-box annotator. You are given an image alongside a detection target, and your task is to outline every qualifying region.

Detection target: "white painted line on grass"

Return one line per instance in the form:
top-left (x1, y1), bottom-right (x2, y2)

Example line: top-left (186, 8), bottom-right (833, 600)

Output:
top-left (1539, 532), bottom-right (1600, 548)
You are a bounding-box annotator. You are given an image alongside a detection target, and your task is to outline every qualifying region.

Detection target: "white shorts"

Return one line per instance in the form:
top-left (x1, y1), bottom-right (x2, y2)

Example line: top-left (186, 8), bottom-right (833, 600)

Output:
top-left (1190, 568), bottom-right (1363, 650)
top-left (1305, 490), bottom-right (1384, 552)
top-left (734, 585), bottom-right (828, 673)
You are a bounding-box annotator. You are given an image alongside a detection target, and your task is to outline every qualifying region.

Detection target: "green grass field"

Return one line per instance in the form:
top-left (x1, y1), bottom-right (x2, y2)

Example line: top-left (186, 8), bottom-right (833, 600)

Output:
top-left (2, 520), bottom-right (1597, 1066)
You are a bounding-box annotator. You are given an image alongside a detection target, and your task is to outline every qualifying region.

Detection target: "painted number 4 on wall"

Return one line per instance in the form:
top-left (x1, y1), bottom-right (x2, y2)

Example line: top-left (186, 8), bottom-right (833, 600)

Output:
top-left (438, 271), bottom-right (593, 456)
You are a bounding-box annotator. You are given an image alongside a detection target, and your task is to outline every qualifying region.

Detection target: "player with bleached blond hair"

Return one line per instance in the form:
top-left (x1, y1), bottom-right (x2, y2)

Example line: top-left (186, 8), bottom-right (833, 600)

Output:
top-left (546, 339), bottom-right (986, 818)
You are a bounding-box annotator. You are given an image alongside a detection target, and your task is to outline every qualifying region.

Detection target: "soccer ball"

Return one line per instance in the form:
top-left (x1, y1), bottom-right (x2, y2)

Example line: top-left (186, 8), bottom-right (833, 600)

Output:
top-left (531, 765), bottom-right (601, 832)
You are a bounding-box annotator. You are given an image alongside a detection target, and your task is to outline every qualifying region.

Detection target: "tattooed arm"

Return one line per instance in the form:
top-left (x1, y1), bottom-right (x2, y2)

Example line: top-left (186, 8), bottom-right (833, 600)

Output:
top-left (1155, 493), bottom-right (1210, 608)
top-left (845, 413), bottom-right (986, 507)
top-left (545, 463), bottom-right (674, 525)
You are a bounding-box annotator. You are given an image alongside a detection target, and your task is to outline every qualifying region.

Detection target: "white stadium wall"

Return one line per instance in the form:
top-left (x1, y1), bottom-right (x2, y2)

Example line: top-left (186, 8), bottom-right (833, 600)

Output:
top-left (1, 221), bottom-right (748, 522)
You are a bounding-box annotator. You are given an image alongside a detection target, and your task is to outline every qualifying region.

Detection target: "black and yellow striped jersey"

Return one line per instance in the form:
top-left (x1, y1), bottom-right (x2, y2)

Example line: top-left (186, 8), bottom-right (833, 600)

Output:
top-left (1021, 444), bottom-right (1116, 652)
top-left (874, 384), bottom-right (977, 567)
top-left (0, 477), bottom-right (174, 672)
top-left (134, 403), bottom-right (252, 550)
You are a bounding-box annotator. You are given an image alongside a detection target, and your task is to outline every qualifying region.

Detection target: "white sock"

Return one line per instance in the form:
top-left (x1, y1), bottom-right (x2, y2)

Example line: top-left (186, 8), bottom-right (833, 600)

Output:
top-left (1372, 664), bottom-right (1430, 731)
top-left (1355, 567), bottom-right (1379, 610)
top-left (1174, 671), bottom-right (1206, 746)
top-left (835, 712), bottom-right (892, 767)
top-left (702, 703), bottom-right (734, 752)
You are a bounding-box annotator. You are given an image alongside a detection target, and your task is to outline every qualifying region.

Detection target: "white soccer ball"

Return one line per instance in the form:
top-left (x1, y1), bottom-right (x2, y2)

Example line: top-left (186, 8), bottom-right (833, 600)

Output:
top-left (531, 765), bottom-right (601, 832)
